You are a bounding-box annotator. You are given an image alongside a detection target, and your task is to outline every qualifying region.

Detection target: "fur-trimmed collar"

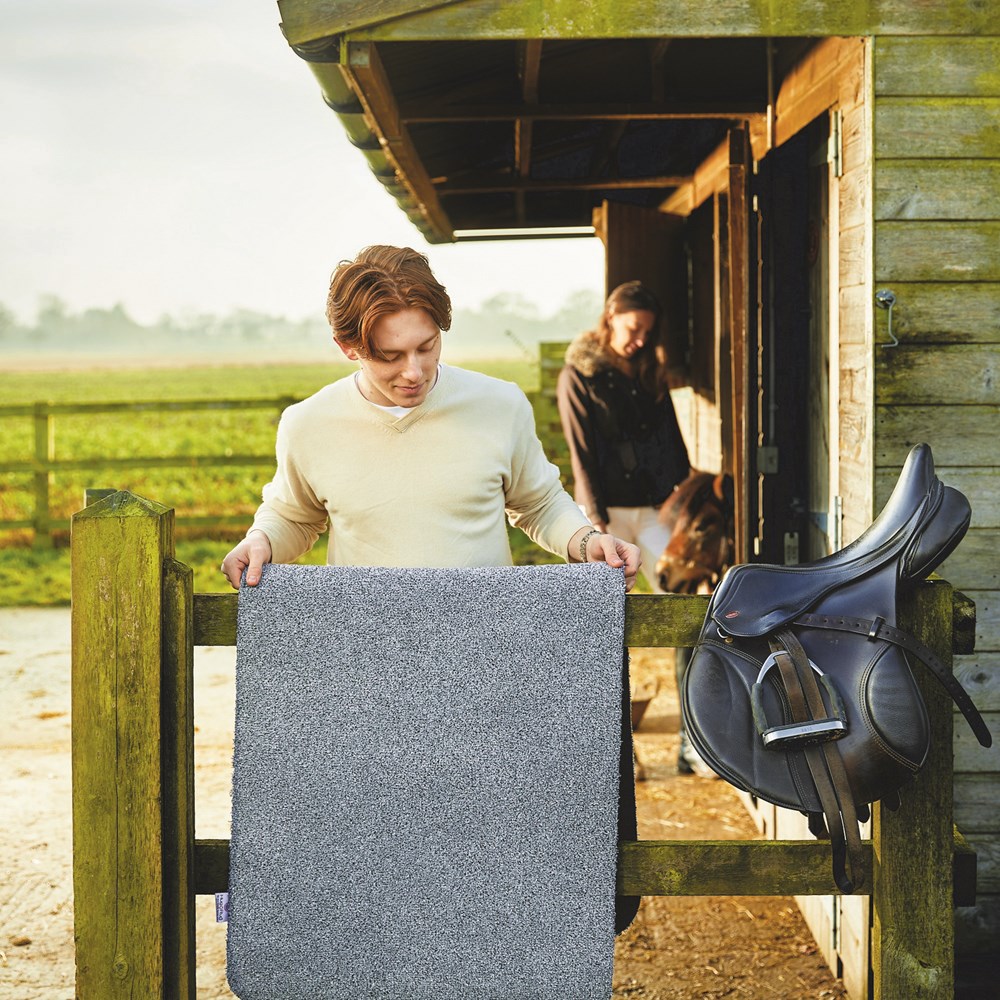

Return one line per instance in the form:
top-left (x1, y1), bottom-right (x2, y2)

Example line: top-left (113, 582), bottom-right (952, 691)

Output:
top-left (564, 330), bottom-right (632, 377)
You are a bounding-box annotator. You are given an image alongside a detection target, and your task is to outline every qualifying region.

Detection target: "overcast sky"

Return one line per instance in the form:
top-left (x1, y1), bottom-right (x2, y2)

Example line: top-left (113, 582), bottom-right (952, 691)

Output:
top-left (1, 1), bottom-right (604, 325)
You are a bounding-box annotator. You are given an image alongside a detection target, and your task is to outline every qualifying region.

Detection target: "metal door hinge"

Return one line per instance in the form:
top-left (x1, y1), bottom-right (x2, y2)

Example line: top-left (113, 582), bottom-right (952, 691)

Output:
top-left (832, 495), bottom-right (843, 552)
top-left (784, 531), bottom-right (800, 565)
top-left (829, 109), bottom-right (843, 178)
top-left (757, 445), bottom-right (779, 475)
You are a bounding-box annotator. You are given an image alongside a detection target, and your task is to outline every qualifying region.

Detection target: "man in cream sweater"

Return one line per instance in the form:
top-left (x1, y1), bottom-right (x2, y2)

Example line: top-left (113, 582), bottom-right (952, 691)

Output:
top-left (221, 245), bottom-right (640, 589)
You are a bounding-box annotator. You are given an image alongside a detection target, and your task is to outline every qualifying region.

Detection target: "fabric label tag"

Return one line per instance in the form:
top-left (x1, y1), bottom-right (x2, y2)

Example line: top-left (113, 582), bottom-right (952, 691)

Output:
top-left (215, 892), bottom-right (229, 923)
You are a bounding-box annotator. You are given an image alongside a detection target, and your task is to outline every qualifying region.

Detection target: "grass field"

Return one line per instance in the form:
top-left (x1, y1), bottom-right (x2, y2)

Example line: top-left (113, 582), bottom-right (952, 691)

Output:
top-left (0, 355), bottom-right (552, 606)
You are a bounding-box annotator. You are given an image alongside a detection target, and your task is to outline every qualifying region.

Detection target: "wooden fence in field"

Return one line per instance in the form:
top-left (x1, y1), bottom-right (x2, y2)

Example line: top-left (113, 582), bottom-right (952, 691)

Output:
top-left (0, 397), bottom-right (299, 546)
top-left (0, 350), bottom-right (575, 548)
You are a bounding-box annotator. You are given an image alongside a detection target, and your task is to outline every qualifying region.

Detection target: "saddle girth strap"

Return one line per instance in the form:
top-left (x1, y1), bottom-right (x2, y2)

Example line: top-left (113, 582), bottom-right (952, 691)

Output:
top-left (794, 613), bottom-right (992, 748)
top-left (770, 630), bottom-right (865, 894)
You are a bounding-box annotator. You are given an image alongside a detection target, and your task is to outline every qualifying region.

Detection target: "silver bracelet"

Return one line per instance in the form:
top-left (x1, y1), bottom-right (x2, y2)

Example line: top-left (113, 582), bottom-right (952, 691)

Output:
top-left (579, 528), bottom-right (601, 563)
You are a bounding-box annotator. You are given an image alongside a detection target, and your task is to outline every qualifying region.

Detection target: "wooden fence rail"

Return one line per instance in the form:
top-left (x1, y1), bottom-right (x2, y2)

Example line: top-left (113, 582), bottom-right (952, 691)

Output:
top-left (69, 491), bottom-right (978, 999)
top-left (0, 346), bottom-right (574, 549)
top-left (0, 397), bottom-right (299, 546)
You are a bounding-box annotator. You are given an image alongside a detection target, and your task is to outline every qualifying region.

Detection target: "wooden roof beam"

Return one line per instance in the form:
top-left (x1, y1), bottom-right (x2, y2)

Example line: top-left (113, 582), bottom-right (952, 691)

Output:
top-left (429, 132), bottom-right (610, 187)
top-left (650, 39), bottom-right (672, 102)
top-left (659, 116), bottom-right (769, 215)
top-left (517, 39), bottom-right (542, 103)
top-left (430, 127), bottom-right (627, 190)
top-left (514, 40), bottom-right (543, 224)
top-left (436, 175), bottom-right (690, 194)
top-left (586, 122), bottom-right (629, 183)
top-left (400, 102), bottom-right (767, 123)
top-left (342, 40), bottom-right (454, 240)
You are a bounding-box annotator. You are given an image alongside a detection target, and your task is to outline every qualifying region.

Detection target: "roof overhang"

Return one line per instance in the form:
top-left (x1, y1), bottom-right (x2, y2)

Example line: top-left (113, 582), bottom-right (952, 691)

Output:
top-left (274, 1), bottom-right (993, 243)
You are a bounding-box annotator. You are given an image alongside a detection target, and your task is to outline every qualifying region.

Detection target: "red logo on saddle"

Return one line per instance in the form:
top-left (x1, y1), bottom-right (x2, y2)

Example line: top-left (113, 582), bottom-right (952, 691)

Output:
top-left (725, 611), bottom-right (740, 618)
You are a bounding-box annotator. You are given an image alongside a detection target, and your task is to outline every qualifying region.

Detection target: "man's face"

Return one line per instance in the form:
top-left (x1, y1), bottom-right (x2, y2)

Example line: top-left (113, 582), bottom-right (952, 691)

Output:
top-left (339, 307), bottom-right (442, 408)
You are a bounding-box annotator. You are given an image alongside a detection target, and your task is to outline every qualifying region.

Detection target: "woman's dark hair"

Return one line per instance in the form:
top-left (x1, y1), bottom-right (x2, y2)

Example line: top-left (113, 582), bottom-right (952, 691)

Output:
top-left (595, 281), bottom-right (670, 398)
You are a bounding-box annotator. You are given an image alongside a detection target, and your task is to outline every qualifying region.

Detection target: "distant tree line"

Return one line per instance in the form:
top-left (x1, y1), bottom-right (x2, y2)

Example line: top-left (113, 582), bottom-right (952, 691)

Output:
top-left (0, 290), bottom-right (603, 360)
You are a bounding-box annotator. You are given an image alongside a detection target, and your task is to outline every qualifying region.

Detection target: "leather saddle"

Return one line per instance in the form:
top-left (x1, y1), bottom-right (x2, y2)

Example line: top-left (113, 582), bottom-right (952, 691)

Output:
top-left (681, 443), bottom-right (992, 893)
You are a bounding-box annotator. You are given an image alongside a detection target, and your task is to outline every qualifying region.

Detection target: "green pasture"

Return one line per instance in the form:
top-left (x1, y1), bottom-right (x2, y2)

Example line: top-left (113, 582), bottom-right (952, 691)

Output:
top-left (0, 356), bottom-right (549, 607)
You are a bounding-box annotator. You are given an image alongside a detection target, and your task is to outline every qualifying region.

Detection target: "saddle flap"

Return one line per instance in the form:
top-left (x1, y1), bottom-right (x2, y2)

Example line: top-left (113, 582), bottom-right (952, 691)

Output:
top-left (708, 563), bottom-right (842, 638)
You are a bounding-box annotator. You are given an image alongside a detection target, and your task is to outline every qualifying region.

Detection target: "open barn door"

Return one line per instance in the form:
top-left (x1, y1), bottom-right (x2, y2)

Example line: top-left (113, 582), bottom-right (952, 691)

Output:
top-left (748, 115), bottom-right (834, 566)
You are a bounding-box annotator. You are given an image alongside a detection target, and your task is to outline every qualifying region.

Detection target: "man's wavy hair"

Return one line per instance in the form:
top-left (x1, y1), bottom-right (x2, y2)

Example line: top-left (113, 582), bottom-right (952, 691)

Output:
top-left (326, 245), bottom-right (452, 357)
top-left (595, 280), bottom-right (670, 399)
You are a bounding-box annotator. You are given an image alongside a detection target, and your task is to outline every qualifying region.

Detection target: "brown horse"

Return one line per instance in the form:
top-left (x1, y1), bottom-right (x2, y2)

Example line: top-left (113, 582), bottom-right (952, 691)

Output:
top-left (656, 471), bottom-right (735, 595)
top-left (653, 470), bottom-right (735, 777)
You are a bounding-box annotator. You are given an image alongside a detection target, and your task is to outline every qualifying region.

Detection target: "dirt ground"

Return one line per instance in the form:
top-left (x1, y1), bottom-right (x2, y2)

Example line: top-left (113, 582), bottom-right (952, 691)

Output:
top-left (0, 608), bottom-right (850, 999)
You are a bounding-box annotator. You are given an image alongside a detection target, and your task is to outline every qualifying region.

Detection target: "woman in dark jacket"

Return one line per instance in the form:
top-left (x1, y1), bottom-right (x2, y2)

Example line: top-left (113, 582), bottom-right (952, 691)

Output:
top-left (557, 280), bottom-right (690, 592)
top-left (559, 281), bottom-right (713, 778)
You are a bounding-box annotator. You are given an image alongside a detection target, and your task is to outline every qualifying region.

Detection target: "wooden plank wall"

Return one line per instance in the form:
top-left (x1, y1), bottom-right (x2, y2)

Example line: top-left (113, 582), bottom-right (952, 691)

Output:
top-left (758, 39), bottom-right (874, 997)
top-left (827, 40), bottom-right (874, 545)
top-left (872, 35), bottom-right (1000, 954)
top-left (674, 385), bottom-right (724, 474)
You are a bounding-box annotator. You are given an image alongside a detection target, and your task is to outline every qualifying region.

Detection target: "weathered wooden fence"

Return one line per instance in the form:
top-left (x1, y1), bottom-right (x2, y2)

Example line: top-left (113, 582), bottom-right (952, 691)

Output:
top-left (0, 397), bottom-right (298, 546)
top-left (0, 362), bottom-right (572, 548)
top-left (69, 491), bottom-right (978, 999)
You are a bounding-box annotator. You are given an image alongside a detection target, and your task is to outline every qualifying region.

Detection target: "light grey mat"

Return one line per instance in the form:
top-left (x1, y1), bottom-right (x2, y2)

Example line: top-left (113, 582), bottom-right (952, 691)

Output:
top-left (227, 562), bottom-right (626, 1000)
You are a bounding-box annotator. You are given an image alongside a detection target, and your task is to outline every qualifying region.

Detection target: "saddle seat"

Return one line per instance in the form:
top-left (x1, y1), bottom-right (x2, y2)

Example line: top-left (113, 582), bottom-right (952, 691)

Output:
top-left (709, 443), bottom-right (969, 639)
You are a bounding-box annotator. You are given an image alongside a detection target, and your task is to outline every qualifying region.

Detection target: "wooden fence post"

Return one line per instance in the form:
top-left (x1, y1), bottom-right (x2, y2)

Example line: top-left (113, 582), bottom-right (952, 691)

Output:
top-left (71, 490), bottom-right (195, 999)
top-left (872, 579), bottom-right (956, 998)
top-left (33, 401), bottom-right (54, 547)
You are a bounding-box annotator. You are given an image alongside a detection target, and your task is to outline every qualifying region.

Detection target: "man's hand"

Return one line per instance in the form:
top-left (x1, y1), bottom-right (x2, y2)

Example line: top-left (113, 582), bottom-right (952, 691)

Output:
top-left (221, 530), bottom-right (272, 589)
top-left (571, 526), bottom-right (641, 591)
top-left (588, 532), bottom-right (641, 591)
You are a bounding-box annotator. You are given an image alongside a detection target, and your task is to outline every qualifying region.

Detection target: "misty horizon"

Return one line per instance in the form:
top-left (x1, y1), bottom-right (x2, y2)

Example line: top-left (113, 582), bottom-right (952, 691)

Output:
top-left (1, 288), bottom-right (603, 362)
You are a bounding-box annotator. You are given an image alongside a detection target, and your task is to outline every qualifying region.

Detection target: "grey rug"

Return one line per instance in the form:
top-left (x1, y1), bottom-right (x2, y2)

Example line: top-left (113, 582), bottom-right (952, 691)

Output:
top-left (227, 562), bottom-right (627, 1000)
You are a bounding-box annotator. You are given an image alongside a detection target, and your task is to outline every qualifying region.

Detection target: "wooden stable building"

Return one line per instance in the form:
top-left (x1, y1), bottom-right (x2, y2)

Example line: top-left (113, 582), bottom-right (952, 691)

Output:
top-left (273, 1), bottom-right (999, 993)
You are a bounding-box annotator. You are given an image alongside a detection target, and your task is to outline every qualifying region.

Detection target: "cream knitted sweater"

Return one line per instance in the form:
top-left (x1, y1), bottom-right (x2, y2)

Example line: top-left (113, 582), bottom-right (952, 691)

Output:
top-left (249, 365), bottom-right (589, 568)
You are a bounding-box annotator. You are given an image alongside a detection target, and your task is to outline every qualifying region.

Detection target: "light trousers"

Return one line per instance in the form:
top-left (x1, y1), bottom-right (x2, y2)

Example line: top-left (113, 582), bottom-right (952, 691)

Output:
top-left (605, 505), bottom-right (671, 594)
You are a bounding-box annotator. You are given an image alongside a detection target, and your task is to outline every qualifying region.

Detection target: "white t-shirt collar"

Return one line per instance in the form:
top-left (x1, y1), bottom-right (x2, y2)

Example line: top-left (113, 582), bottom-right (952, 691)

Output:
top-left (354, 364), bottom-right (442, 419)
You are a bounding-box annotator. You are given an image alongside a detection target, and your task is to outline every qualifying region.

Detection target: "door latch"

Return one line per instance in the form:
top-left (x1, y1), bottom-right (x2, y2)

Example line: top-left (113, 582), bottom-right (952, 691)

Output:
top-left (875, 289), bottom-right (898, 347)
